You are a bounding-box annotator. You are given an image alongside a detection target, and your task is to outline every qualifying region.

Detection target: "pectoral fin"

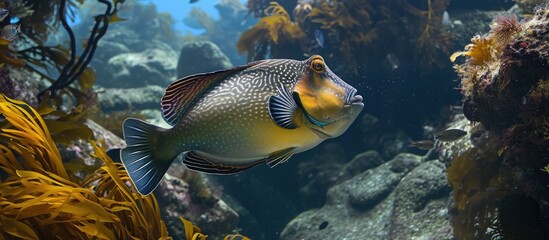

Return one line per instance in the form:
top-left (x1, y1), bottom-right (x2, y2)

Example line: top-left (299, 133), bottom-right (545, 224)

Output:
top-left (183, 151), bottom-right (264, 174)
top-left (268, 85), bottom-right (299, 129)
top-left (265, 147), bottom-right (296, 168)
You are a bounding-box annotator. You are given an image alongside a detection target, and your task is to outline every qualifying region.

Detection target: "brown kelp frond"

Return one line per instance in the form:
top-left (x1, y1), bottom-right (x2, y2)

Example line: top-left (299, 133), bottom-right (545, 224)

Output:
top-left (307, 1), bottom-right (365, 31)
top-left (0, 94), bottom-right (170, 239)
top-left (409, 0), bottom-right (452, 67)
top-left (451, 36), bottom-right (497, 66)
top-left (37, 0), bottom-right (123, 103)
top-left (0, 0), bottom-right (123, 106)
top-left (0, 92), bottom-right (94, 146)
top-left (223, 234), bottom-right (252, 240)
top-left (180, 216), bottom-right (208, 240)
top-left (179, 215), bottom-right (251, 240)
top-left (237, 2), bottom-right (304, 61)
top-left (447, 145), bottom-right (511, 239)
top-left (80, 141), bottom-right (170, 239)
top-left (0, 94), bottom-right (67, 178)
top-left (304, 0), bottom-right (376, 73)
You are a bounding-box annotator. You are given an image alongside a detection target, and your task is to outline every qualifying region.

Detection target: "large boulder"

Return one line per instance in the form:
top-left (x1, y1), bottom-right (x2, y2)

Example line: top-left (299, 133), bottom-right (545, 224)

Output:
top-left (177, 41), bottom-right (233, 78)
top-left (280, 153), bottom-right (453, 240)
top-left (97, 42), bottom-right (178, 88)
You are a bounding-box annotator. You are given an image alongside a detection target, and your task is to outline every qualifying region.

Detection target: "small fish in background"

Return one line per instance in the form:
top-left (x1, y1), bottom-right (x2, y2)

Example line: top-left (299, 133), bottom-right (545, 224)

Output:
top-left (0, 8), bottom-right (8, 22)
top-left (435, 129), bottom-right (467, 142)
top-left (409, 140), bottom-right (435, 150)
top-left (384, 53), bottom-right (400, 70)
top-left (1, 24), bottom-right (20, 41)
top-left (314, 29), bottom-right (324, 48)
top-left (189, 0), bottom-right (199, 3)
top-left (114, 55), bottom-right (364, 195)
top-left (442, 11), bottom-right (450, 28)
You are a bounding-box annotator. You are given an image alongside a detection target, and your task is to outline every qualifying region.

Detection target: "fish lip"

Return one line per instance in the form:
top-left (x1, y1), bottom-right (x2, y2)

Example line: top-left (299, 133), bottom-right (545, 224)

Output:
top-left (350, 94), bottom-right (363, 103)
top-left (345, 95), bottom-right (364, 107)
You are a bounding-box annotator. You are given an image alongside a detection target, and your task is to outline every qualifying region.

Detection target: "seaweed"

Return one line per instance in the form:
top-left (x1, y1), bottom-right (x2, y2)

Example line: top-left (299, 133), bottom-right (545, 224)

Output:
top-left (240, 0), bottom-right (453, 71)
top-left (402, 0), bottom-right (452, 68)
top-left (237, 2), bottom-right (305, 61)
top-left (0, 0), bottom-right (123, 107)
top-left (37, 0), bottom-right (123, 102)
top-left (0, 94), bottom-right (169, 239)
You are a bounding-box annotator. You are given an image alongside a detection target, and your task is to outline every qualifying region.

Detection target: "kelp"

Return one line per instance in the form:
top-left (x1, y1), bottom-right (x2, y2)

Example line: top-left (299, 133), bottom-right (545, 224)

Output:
top-left (403, 0), bottom-right (452, 67)
top-left (0, 95), bottom-right (249, 239)
top-left (306, 0), bottom-right (378, 72)
top-left (447, 146), bottom-right (510, 239)
top-left (237, 2), bottom-right (305, 61)
top-left (0, 0), bottom-right (123, 107)
top-left (240, 0), bottom-right (453, 71)
top-left (0, 94), bottom-right (170, 239)
top-left (180, 215), bottom-right (249, 240)
top-left (37, 0), bottom-right (124, 103)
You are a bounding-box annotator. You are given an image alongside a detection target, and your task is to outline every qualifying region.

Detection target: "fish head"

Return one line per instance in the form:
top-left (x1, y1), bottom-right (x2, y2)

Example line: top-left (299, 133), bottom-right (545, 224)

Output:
top-left (293, 55), bottom-right (364, 138)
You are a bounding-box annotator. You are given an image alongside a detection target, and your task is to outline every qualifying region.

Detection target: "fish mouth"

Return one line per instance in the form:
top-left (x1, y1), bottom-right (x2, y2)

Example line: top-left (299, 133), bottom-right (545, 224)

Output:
top-left (345, 88), bottom-right (363, 106)
top-left (345, 94), bottom-right (364, 108)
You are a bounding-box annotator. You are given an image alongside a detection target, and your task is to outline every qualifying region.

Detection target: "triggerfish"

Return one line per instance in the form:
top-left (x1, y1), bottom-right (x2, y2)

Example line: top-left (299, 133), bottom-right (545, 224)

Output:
top-left (117, 55), bottom-right (364, 195)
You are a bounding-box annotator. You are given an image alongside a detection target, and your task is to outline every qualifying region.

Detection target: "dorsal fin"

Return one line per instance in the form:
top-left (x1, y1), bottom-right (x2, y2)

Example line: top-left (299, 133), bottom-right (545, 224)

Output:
top-left (161, 61), bottom-right (263, 126)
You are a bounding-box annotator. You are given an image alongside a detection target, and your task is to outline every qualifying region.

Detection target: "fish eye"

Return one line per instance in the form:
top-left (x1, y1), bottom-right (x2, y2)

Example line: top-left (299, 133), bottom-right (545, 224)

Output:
top-left (311, 58), bottom-right (325, 73)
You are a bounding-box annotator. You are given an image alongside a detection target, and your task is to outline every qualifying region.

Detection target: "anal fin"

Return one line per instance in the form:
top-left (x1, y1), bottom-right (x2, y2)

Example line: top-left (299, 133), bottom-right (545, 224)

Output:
top-left (265, 147), bottom-right (296, 168)
top-left (183, 151), bottom-right (264, 174)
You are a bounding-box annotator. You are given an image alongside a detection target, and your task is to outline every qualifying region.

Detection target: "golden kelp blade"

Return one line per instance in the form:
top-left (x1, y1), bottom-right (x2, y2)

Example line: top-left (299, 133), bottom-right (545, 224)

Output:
top-left (0, 94), bottom-right (170, 239)
top-left (0, 94), bottom-right (67, 178)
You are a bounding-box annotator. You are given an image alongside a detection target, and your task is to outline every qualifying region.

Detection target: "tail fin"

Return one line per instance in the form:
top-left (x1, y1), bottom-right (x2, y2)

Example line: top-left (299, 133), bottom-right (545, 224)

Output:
top-left (121, 118), bottom-right (175, 195)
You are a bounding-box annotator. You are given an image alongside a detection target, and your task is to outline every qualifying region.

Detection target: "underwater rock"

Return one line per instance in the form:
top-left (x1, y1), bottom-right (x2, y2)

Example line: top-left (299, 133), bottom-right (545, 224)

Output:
top-left (95, 41), bottom-right (131, 64)
top-left (513, 0), bottom-right (547, 13)
top-left (281, 153), bottom-right (451, 240)
top-left (99, 45), bottom-right (178, 88)
top-left (346, 154), bottom-right (417, 211)
top-left (155, 172), bottom-right (239, 240)
top-left (390, 161), bottom-right (452, 239)
top-left (177, 41), bottom-right (233, 78)
top-left (298, 149), bottom-right (386, 208)
top-left (98, 85), bottom-right (165, 112)
top-left (0, 66), bottom-right (40, 107)
top-left (60, 119), bottom-right (126, 177)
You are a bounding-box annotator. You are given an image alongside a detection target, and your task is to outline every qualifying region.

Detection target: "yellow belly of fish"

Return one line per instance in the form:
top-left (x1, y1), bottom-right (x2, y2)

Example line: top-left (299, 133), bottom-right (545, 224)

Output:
top-left (187, 119), bottom-right (322, 165)
top-left (250, 121), bottom-right (321, 155)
